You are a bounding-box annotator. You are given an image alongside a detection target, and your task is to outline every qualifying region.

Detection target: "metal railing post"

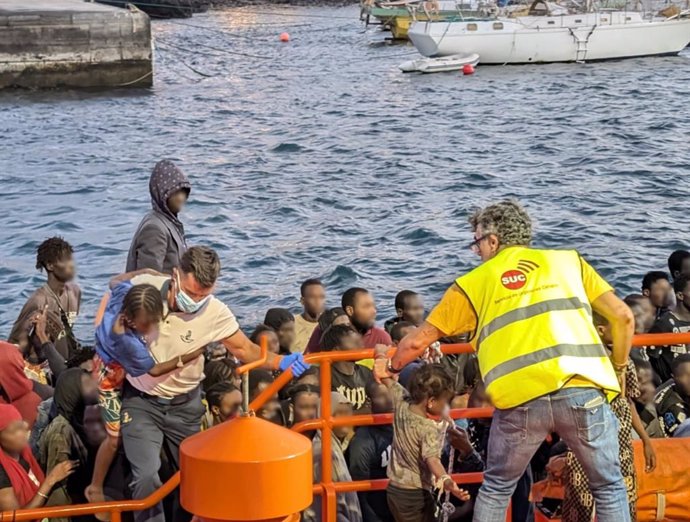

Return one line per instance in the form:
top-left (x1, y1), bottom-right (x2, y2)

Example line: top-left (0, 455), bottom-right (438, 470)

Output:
top-left (320, 360), bottom-right (334, 522)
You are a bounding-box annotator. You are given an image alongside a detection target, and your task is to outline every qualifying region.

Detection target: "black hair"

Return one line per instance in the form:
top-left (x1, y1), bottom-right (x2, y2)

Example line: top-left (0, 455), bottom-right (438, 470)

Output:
top-left (673, 274), bottom-right (690, 295)
top-left (341, 287), bottom-right (369, 310)
top-left (203, 359), bottom-right (237, 394)
top-left (318, 307), bottom-right (347, 332)
top-left (36, 237), bottom-right (73, 272)
top-left (395, 290), bottom-right (418, 311)
top-left (408, 363), bottom-right (453, 403)
top-left (295, 366), bottom-right (319, 383)
top-left (66, 346), bottom-right (96, 369)
top-left (248, 369), bottom-right (274, 401)
top-left (633, 358), bottom-right (653, 372)
top-left (263, 309), bottom-right (294, 330)
top-left (180, 246), bottom-right (221, 288)
top-left (668, 250), bottom-right (690, 278)
top-left (121, 284), bottom-right (164, 324)
top-left (623, 294), bottom-right (647, 307)
top-left (592, 310), bottom-right (608, 328)
top-left (642, 271), bottom-right (670, 291)
top-left (463, 354), bottom-right (480, 391)
top-left (390, 321), bottom-right (415, 343)
top-left (671, 353), bottom-right (690, 375)
top-left (300, 278), bottom-right (324, 297)
top-left (289, 383), bottom-right (320, 400)
top-left (206, 381), bottom-right (239, 410)
top-left (249, 324), bottom-right (276, 345)
top-left (321, 324), bottom-right (358, 352)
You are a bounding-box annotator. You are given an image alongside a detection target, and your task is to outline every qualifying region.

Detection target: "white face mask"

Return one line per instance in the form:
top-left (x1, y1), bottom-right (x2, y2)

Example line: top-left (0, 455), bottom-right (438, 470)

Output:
top-left (175, 273), bottom-right (211, 314)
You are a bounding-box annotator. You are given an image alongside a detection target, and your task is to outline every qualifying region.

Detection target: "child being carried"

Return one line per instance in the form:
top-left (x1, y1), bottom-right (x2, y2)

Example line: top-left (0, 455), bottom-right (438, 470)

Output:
top-left (85, 273), bottom-right (206, 518)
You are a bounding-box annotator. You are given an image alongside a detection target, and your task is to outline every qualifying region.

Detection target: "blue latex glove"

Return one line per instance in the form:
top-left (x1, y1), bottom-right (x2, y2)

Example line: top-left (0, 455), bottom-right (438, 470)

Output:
top-left (279, 353), bottom-right (310, 377)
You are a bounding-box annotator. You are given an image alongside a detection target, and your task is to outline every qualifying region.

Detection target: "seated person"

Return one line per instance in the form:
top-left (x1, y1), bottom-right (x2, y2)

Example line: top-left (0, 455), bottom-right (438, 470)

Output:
top-left (385, 291), bottom-right (425, 334)
top-left (280, 384), bottom-right (320, 428)
top-left (322, 325), bottom-right (374, 413)
top-left (655, 353), bottom-right (690, 437)
top-left (0, 341), bottom-right (43, 428)
top-left (348, 381), bottom-right (394, 522)
top-left (647, 275), bottom-right (690, 383)
top-left (0, 404), bottom-right (75, 511)
top-left (248, 369), bottom-right (282, 424)
top-left (302, 394), bottom-right (363, 522)
top-left (632, 359), bottom-right (664, 439)
top-left (38, 369), bottom-right (99, 516)
top-left (206, 382), bottom-right (242, 426)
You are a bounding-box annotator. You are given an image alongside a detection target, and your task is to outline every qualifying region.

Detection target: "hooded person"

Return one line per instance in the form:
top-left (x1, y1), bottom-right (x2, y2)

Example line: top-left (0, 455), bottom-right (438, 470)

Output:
top-left (126, 159), bottom-right (191, 273)
top-left (0, 342), bottom-right (43, 428)
top-left (38, 368), bottom-right (98, 516)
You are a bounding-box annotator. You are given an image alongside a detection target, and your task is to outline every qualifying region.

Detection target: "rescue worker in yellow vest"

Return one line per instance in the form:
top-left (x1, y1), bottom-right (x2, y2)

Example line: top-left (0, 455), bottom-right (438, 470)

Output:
top-left (376, 200), bottom-right (634, 522)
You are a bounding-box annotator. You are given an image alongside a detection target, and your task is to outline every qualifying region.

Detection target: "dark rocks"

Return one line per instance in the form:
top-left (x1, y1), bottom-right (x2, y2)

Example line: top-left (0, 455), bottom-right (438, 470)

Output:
top-left (95, 0), bottom-right (210, 19)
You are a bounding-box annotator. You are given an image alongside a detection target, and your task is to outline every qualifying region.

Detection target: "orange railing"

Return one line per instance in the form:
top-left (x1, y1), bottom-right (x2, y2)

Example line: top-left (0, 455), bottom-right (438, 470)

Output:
top-left (3, 332), bottom-right (690, 522)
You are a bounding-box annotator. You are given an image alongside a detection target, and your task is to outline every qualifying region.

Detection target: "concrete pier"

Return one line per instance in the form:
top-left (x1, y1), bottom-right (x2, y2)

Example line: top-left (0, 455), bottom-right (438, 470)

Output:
top-left (0, 0), bottom-right (152, 89)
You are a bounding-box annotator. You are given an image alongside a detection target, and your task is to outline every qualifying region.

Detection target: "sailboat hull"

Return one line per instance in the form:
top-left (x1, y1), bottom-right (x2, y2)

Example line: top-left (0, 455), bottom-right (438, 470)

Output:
top-left (408, 12), bottom-right (690, 63)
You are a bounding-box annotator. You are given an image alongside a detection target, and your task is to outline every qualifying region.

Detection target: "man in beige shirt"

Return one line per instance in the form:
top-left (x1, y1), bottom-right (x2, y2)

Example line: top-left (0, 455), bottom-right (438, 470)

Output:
top-left (291, 278), bottom-right (326, 353)
top-left (117, 246), bottom-right (308, 522)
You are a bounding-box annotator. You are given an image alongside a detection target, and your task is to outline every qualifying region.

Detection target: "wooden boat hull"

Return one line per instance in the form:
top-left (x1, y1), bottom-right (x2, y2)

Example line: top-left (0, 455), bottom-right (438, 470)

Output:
top-left (369, 7), bottom-right (479, 39)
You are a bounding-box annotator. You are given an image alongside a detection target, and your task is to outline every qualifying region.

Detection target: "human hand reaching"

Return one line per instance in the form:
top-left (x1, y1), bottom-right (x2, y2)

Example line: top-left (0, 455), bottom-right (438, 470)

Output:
top-left (279, 353), bottom-right (310, 377)
top-left (443, 478), bottom-right (470, 502)
top-left (46, 460), bottom-right (77, 487)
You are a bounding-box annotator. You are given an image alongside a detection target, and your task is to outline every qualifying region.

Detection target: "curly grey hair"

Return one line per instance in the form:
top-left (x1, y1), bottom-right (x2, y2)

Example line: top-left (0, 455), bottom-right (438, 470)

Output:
top-left (469, 200), bottom-right (532, 247)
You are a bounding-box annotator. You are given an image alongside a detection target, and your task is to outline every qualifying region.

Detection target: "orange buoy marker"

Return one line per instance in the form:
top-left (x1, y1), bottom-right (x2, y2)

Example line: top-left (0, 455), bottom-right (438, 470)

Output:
top-left (462, 64), bottom-right (475, 75)
top-left (280, 32), bottom-right (290, 42)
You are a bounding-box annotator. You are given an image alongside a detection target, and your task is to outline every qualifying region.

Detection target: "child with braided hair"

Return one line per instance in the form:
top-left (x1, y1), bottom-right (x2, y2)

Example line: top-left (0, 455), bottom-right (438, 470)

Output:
top-left (85, 278), bottom-right (206, 515)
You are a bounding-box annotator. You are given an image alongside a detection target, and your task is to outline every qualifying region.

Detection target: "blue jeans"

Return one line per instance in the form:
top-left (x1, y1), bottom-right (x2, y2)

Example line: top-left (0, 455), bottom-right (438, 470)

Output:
top-left (473, 387), bottom-right (630, 522)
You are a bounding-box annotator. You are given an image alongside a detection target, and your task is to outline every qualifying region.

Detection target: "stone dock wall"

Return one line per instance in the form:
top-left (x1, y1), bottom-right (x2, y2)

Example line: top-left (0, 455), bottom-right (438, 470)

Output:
top-left (0, 0), bottom-right (152, 89)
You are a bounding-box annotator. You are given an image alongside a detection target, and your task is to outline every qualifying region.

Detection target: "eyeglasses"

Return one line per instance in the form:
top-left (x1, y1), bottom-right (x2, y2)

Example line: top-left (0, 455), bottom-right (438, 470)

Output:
top-left (468, 234), bottom-right (490, 252)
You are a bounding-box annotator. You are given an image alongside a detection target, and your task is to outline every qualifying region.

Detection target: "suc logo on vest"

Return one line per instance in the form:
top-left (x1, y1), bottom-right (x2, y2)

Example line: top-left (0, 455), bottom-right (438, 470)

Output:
top-left (501, 260), bottom-right (540, 290)
top-left (501, 270), bottom-right (527, 290)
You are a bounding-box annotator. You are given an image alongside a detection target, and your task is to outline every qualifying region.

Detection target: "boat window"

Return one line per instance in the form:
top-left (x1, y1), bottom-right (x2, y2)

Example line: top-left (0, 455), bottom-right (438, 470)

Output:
top-left (601, 17), bottom-right (608, 21)
top-left (467, 23), bottom-right (478, 30)
top-left (492, 22), bottom-right (504, 29)
top-left (547, 20), bottom-right (555, 24)
top-left (575, 18), bottom-right (582, 22)
top-left (626, 16), bottom-right (631, 20)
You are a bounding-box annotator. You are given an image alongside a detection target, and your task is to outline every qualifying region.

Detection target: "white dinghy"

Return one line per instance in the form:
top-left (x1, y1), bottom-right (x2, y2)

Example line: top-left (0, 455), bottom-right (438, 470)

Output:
top-left (399, 52), bottom-right (480, 72)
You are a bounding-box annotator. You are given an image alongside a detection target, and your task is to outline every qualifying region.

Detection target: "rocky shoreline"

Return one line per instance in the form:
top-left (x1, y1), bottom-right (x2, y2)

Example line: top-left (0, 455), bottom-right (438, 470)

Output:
top-left (97, 0), bottom-right (355, 19)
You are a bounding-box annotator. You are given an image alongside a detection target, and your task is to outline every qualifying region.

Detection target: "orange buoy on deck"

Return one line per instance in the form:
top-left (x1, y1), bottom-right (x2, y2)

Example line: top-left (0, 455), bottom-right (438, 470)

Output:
top-left (180, 415), bottom-right (312, 521)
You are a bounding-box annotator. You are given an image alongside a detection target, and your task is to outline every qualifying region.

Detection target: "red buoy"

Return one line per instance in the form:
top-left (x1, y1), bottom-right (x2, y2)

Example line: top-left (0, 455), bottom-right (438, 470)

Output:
top-left (280, 32), bottom-right (290, 42)
top-left (462, 64), bottom-right (475, 75)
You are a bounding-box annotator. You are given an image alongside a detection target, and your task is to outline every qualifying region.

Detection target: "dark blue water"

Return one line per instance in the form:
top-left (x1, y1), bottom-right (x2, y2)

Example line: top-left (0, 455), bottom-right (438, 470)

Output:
top-left (1, 5), bottom-right (689, 340)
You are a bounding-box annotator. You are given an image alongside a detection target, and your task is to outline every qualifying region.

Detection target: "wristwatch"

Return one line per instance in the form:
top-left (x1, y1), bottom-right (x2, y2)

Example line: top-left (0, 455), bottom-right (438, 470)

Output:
top-left (386, 359), bottom-right (402, 375)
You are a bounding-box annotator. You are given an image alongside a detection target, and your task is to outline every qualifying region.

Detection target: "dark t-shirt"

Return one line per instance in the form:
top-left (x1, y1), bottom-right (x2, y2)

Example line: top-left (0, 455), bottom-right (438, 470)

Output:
top-left (0, 455), bottom-right (30, 489)
top-left (654, 379), bottom-right (690, 437)
top-left (648, 311), bottom-right (690, 383)
top-left (348, 425), bottom-right (394, 522)
top-left (331, 365), bottom-right (374, 411)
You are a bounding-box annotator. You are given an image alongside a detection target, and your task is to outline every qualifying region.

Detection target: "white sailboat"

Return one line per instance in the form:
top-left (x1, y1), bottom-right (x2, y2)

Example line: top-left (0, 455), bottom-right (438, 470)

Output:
top-left (407, 1), bottom-right (690, 63)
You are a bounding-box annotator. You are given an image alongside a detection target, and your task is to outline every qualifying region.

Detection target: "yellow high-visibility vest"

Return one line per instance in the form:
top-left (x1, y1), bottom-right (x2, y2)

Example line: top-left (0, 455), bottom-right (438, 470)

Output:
top-left (456, 246), bottom-right (620, 409)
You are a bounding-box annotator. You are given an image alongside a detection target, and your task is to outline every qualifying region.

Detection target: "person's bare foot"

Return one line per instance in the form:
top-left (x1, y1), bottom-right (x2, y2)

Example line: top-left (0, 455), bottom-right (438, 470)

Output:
top-left (85, 485), bottom-right (110, 522)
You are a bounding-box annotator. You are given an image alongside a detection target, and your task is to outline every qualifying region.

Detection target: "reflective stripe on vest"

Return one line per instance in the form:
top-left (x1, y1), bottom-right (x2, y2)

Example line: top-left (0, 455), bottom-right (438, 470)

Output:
top-left (456, 247), bottom-right (620, 409)
top-left (482, 342), bottom-right (607, 390)
top-left (477, 296), bottom-right (592, 348)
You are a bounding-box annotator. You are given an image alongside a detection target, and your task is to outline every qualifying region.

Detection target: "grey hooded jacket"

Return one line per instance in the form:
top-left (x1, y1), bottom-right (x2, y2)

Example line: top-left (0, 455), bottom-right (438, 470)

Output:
top-left (126, 160), bottom-right (191, 273)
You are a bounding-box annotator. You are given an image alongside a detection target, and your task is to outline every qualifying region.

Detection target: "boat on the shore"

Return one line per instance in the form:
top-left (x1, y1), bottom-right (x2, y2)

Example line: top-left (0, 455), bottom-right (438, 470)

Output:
top-left (408, 0), bottom-right (690, 63)
top-left (362, 0), bottom-right (491, 39)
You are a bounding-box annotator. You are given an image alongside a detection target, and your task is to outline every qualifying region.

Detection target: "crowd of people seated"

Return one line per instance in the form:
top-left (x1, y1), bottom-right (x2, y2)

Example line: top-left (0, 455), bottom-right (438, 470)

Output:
top-left (2, 161), bottom-right (690, 522)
